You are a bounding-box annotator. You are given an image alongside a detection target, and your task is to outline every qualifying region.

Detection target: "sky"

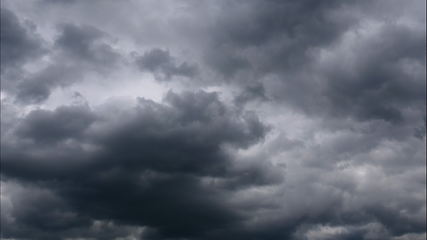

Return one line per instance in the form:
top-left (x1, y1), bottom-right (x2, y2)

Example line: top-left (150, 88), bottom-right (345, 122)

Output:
top-left (0, 0), bottom-right (426, 239)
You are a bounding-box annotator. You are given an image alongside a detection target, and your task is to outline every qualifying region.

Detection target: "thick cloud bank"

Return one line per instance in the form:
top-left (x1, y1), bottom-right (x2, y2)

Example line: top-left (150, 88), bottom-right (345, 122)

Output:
top-left (1, 0), bottom-right (425, 240)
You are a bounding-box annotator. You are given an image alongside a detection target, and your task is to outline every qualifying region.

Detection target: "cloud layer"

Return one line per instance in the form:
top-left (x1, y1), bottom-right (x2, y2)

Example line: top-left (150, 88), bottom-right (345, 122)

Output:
top-left (1, 0), bottom-right (425, 240)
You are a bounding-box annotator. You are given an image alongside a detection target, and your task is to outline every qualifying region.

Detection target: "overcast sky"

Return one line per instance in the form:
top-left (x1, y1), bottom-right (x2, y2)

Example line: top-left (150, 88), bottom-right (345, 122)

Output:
top-left (0, 0), bottom-right (426, 240)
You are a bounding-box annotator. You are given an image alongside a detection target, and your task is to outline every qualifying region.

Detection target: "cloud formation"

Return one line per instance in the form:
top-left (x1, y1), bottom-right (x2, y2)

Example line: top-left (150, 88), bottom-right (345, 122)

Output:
top-left (136, 48), bottom-right (197, 81)
top-left (1, 0), bottom-right (425, 240)
top-left (0, 7), bottom-right (45, 73)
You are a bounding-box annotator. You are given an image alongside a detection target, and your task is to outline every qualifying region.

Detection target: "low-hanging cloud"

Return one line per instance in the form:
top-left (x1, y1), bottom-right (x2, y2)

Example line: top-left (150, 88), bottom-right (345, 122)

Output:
top-left (1, 0), bottom-right (425, 239)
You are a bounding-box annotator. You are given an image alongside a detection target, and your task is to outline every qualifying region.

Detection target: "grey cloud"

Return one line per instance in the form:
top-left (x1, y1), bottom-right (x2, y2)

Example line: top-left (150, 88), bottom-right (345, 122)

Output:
top-left (16, 105), bottom-right (95, 143)
top-left (234, 82), bottom-right (269, 106)
top-left (7, 23), bottom-right (122, 104)
top-left (14, 64), bottom-right (82, 104)
top-left (319, 23), bottom-right (426, 123)
top-left (204, 45), bottom-right (251, 78)
top-left (0, 0), bottom-right (425, 239)
top-left (203, 0), bottom-right (353, 77)
top-left (0, 7), bottom-right (45, 73)
top-left (0, 181), bottom-right (151, 240)
top-left (55, 23), bottom-right (120, 68)
top-left (1, 183), bottom-right (91, 239)
top-left (201, 0), bottom-right (425, 124)
top-left (1, 90), bottom-right (272, 239)
top-left (136, 48), bottom-right (197, 81)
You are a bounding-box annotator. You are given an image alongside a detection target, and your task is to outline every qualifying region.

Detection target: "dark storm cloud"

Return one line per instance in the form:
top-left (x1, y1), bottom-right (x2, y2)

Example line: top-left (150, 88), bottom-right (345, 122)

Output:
top-left (1, 90), bottom-right (273, 239)
top-left (1, 0), bottom-right (425, 239)
top-left (4, 91), bottom-right (268, 180)
top-left (16, 105), bottom-right (95, 143)
top-left (0, 7), bottom-right (45, 73)
top-left (1, 183), bottom-right (91, 239)
top-left (1, 182), bottom-right (150, 240)
top-left (136, 48), bottom-right (197, 81)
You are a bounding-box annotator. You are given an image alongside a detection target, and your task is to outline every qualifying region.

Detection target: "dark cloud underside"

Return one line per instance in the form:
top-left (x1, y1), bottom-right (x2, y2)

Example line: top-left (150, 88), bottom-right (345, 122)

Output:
top-left (1, 0), bottom-right (425, 240)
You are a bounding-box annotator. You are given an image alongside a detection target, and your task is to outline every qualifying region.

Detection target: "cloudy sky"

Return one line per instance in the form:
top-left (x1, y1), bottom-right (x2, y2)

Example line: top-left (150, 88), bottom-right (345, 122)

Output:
top-left (0, 0), bottom-right (426, 239)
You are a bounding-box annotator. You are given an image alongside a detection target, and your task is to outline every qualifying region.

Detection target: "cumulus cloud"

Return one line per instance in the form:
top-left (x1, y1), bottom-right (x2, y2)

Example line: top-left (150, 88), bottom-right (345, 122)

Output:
top-left (2, 90), bottom-right (273, 239)
top-left (135, 48), bottom-right (197, 81)
top-left (0, 0), bottom-right (425, 239)
top-left (2, 22), bottom-right (122, 104)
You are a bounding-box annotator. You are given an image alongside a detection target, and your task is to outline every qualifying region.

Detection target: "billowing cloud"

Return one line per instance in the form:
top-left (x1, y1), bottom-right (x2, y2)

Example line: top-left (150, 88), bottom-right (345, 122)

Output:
top-left (2, 90), bottom-right (273, 239)
top-left (136, 48), bottom-right (197, 81)
top-left (1, 0), bottom-right (425, 240)
top-left (3, 22), bottom-right (122, 104)
top-left (55, 23), bottom-right (120, 67)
